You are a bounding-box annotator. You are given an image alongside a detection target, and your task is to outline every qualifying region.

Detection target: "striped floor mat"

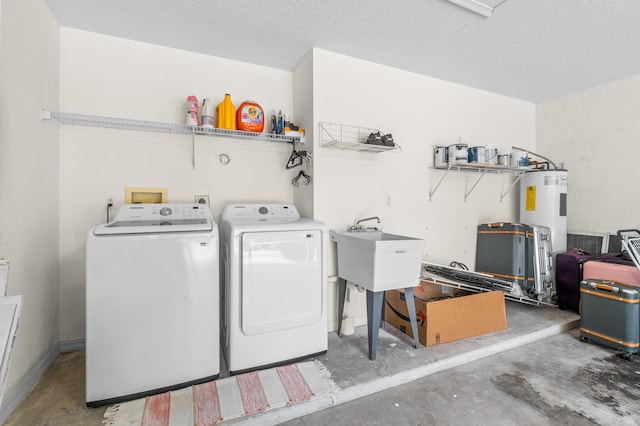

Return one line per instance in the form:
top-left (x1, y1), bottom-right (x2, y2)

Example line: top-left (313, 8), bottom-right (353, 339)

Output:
top-left (103, 360), bottom-right (338, 425)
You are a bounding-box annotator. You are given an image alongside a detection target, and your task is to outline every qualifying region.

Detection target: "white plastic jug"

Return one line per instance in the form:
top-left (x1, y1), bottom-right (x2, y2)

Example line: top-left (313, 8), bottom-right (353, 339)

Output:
top-left (200, 98), bottom-right (214, 128)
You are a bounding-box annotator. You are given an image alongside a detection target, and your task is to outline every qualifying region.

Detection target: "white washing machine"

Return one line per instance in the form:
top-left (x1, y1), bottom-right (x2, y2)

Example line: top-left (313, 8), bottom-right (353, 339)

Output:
top-left (219, 204), bottom-right (327, 374)
top-left (86, 204), bottom-right (219, 407)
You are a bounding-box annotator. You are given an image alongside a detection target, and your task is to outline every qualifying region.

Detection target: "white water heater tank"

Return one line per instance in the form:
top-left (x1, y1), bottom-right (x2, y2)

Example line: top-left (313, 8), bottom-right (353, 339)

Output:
top-left (519, 170), bottom-right (568, 255)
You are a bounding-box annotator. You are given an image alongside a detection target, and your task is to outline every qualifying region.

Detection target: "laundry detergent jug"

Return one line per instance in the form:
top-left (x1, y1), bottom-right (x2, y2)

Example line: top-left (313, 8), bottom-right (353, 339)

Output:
top-left (236, 100), bottom-right (264, 133)
top-left (216, 94), bottom-right (236, 130)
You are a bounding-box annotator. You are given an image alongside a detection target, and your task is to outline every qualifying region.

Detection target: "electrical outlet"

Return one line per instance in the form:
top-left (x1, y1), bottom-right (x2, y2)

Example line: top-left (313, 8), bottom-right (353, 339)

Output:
top-left (385, 194), bottom-right (392, 207)
top-left (105, 195), bottom-right (115, 208)
top-left (195, 195), bottom-right (210, 206)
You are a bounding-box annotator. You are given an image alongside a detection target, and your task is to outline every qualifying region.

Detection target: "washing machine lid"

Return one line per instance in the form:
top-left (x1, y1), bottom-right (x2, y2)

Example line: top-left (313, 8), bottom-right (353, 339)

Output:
top-left (94, 204), bottom-right (214, 235)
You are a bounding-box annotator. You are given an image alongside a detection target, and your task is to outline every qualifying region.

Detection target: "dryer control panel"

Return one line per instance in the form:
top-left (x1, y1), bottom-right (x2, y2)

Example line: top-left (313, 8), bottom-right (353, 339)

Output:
top-left (222, 204), bottom-right (300, 220)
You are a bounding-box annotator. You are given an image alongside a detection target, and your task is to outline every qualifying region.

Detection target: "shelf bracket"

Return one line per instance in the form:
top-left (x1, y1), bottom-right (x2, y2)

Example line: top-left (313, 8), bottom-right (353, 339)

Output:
top-left (429, 169), bottom-right (450, 201)
top-left (464, 169), bottom-right (487, 202)
top-left (430, 165), bottom-right (527, 202)
top-left (192, 133), bottom-right (196, 169)
top-left (500, 173), bottom-right (524, 202)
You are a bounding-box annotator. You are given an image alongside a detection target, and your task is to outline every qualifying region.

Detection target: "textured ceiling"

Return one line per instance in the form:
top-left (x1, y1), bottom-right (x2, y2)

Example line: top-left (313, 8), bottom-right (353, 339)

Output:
top-left (43, 0), bottom-right (640, 102)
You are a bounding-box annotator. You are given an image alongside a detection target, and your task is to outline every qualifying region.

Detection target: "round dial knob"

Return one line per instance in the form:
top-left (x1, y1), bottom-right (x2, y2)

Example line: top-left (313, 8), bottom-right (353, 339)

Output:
top-left (258, 206), bottom-right (268, 215)
top-left (159, 207), bottom-right (172, 216)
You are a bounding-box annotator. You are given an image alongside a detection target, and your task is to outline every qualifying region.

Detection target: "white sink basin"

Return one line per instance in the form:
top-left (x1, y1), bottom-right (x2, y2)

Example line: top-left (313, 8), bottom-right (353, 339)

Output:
top-left (330, 230), bottom-right (423, 292)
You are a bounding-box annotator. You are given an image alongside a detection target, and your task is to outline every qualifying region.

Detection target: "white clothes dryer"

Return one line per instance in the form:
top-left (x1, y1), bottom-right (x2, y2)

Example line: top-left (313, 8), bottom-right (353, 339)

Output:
top-left (86, 204), bottom-right (219, 406)
top-left (219, 204), bottom-right (327, 374)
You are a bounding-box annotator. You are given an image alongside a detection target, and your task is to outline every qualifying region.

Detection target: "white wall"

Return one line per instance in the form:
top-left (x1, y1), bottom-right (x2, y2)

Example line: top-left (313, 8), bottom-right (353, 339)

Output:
top-left (537, 75), bottom-right (640, 234)
top-left (33, 24), bottom-right (538, 344)
top-left (292, 51), bottom-right (315, 218)
top-left (0, 0), bottom-right (60, 403)
top-left (58, 37), bottom-right (537, 339)
top-left (58, 29), bottom-right (298, 340)
top-left (310, 49), bottom-right (536, 329)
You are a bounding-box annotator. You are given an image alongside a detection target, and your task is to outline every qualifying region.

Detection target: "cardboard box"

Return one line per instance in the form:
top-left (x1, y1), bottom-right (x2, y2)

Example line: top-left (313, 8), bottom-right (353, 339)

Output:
top-left (384, 281), bottom-right (507, 346)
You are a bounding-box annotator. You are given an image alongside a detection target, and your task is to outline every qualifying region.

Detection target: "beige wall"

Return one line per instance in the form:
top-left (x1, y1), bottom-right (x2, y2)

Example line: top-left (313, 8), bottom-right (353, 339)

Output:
top-left (310, 49), bottom-right (536, 329)
top-left (0, 0), bottom-right (60, 403)
top-left (292, 51), bottom-right (315, 218)
top-left (58, 28), bottom-right (298, 340)
top-left (56, 34), bottom-right (539, 339)
top-left (537, 75), bottom-right (640, 235)
top-left (59, 40), bottom-right (538, 337)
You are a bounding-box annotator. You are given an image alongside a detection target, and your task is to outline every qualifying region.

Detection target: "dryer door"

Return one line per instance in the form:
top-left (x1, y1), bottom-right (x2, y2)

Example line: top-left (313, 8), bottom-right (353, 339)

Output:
top-left (241, 230), bottom-right (323, 335)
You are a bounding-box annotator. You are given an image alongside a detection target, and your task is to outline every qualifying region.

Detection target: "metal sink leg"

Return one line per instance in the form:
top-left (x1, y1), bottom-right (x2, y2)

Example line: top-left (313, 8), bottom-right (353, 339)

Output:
top-left (337, 277), bottom-right (347, 337)
top-left (338, 277), bottom-right (420, 360)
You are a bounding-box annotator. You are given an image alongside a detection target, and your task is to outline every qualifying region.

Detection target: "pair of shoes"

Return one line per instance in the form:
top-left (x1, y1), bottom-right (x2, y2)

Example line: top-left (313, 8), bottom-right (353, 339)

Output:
top-left (364, 132), bottom-right (384, 145)
top-left (364, 132), bottom-right (395, 146)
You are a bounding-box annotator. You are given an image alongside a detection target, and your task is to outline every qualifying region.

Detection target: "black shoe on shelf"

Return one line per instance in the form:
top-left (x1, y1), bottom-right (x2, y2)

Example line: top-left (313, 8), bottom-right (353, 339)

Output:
top-left (381, 133), bottom-right (395, 147)
top-left (365, 132), bottom-right (384, 145)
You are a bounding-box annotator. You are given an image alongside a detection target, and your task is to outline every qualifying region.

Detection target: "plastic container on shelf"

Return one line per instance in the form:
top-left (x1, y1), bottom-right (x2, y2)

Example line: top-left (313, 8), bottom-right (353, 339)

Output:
top-left (485, 148), bottom-right (498, 164)
top-left (434, 146), bottom-right (448, 167)
top-left (510, 150), bottom-right (529, 167)
top-left (468, 146), bottom-right (486, 164)
top-left (186, 95), bottom-right (199, 126)
top-left (236, 100), bottom-right (264, 133)
top-left (200, 98), bottom-right (214, 128)
top-left (216, 94), bottom-right (236, 130)
top-left (448, 143), bottom-right (468, 165)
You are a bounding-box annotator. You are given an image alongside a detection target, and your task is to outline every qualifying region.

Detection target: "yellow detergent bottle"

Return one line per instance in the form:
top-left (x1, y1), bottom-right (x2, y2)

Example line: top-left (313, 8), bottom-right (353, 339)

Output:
top-left (216, 94), bottom-right (236, 130)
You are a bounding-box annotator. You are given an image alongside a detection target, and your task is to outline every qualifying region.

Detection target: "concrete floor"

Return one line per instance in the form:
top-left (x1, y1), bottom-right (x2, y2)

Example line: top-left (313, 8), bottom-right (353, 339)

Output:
top-left (4, 301), bottom-right (640, 425)
top-left (283, 329), bottom-right (640, 426)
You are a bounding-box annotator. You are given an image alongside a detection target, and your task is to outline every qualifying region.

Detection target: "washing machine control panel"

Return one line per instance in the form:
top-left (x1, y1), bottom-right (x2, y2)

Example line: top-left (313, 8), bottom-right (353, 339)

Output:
top-left (94, 204), bottom-right (214, 235)
top-left (113, 204), bottom-right (211, 221)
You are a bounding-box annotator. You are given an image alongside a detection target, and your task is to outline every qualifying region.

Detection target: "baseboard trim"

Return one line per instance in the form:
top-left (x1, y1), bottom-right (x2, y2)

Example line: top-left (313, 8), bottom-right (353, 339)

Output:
top-left (0, 342), bottom-right (60, 424)
top-left (60, 338), bottom-right (85, 353)
top-left (0, 338), bottom-right (85, 423)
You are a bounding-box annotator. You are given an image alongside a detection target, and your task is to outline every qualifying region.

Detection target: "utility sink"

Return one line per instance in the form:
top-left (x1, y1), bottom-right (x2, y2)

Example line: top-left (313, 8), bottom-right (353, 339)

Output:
top-left (330, 230), bottom-right (423, 292)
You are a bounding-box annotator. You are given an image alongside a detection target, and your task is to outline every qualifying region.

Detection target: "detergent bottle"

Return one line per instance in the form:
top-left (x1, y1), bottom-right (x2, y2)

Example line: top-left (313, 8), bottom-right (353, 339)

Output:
top-left (236, 100), bottom-right (264, 133)
top-left (216, 94), bottom-right (236, 130)
top-left (200, 98), bottom-right (214, 128)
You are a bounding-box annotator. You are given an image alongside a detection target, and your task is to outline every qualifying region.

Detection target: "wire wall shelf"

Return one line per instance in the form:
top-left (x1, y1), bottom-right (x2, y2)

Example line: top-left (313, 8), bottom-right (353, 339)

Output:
top-left (41, 110), bottom-right (303, 144)
top-left (319, 122), bottom-right (400, 153)
top-left (41, 110), bottom-right (304, 169)
top-left (434, 164), bottom-right (529, 174)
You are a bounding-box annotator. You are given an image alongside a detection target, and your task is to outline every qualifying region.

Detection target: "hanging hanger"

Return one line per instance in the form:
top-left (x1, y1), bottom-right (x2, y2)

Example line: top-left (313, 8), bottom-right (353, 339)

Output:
top-left (302, 150), bottom-right (312, 168)
top-left (288, 140), bottom-right (312, 186)
top-left (286, 142), bottom-right (304, 169)
top-left (292, 169), bottom-right (311, 186)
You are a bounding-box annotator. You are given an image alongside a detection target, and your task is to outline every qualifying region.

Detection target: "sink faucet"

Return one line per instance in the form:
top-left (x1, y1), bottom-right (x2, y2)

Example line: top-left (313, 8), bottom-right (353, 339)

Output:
top-left (349, 216), bottom-right (381, 232)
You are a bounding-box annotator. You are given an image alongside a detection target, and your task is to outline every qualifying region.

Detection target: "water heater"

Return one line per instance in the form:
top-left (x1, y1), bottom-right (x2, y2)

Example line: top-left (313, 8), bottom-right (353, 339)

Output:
top-left (519, 169), bottom-right (568, 255)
